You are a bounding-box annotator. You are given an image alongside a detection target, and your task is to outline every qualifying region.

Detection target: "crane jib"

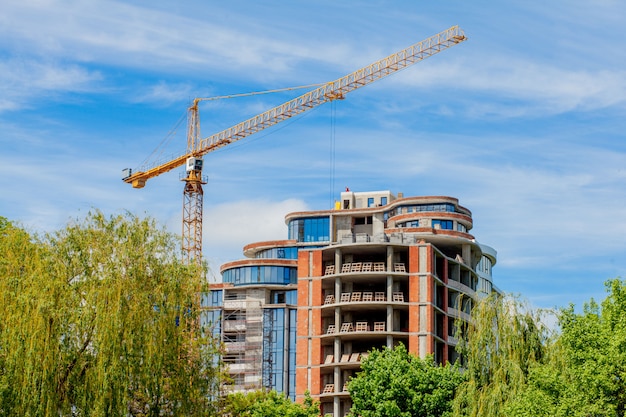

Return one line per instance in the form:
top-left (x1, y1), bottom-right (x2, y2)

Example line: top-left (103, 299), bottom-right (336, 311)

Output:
top-left (122, 25), bottom-right (466, 264)
top-left (126, 25), bottom-right (466, 186)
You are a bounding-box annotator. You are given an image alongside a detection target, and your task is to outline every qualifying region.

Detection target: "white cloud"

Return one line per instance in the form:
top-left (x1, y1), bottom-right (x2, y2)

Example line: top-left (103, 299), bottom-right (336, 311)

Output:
top-left (0, 0), bottom-right (337, 78)
top-left (131, 81), bottom-right (195, 106)
top-left (0, 58), bottom-right (102, 112)
top-left (394, 57), bottom-right (626, 118)
top-left (199, 198), bottom-right (309, 280)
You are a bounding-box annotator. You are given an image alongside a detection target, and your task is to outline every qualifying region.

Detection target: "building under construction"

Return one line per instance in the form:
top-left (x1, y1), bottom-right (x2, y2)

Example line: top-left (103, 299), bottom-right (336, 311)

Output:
top-left (203, 189), bottom-right (498, 415)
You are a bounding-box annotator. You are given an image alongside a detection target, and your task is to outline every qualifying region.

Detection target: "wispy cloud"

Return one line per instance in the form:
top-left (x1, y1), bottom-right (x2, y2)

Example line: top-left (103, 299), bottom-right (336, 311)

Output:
top-left (394, 57), bottom-right (626, 118)
top-left (0, 58), bottom-right (102, 112)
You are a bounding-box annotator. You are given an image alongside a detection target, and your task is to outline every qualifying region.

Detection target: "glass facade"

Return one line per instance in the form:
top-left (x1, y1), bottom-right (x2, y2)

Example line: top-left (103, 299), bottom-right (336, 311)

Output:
top-left (223, 265), bottom-right (297, 285)
top-left (201, 290), bottom-right (222, 338)
top-left (255, 246), bottom-right (299, 259)
top-left (262, 307), bottom-right (298, 400)
top-left (390, 203), bottom-right (456, 216)
top-left (288, 217), bottom-right (330, 243)
top-left (203, 290), bottom-right (223, 307)
top-left (476, 256), bottom-right (491, 275)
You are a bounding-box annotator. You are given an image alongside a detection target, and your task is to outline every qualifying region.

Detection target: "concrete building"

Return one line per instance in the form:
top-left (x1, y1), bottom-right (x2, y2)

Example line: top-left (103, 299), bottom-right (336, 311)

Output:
top-left (204, 189), bottom-right (497, 415)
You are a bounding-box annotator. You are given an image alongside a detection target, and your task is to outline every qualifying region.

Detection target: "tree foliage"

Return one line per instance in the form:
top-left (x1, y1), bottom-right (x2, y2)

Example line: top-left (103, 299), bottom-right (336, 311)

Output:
top-left (505, 278), bottom-right (626, 417)
top-left (221, 389), bottom-right (320, 417)
top-left (453, 280), bottom-right (626, 417)
top-left (348, 343), bottom-right (464, 417)
top-left (0, 211), bottom-right (221, 416)
top-left (452, 294), bottom-right (551, 417)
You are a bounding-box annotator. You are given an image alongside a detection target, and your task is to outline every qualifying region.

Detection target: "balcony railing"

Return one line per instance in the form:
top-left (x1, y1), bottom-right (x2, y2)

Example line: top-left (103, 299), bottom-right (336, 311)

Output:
top-left (323, 262), bottom-right (408, 275)
top-left (325, 321), bottom-right (386, 334)
top-left (323, 291), bottom-right (406, 305)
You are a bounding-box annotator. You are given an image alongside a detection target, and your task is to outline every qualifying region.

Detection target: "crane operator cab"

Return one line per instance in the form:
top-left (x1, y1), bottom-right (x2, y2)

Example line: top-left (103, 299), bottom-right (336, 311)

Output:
top-left (186, 157), bottom-right (203, 172)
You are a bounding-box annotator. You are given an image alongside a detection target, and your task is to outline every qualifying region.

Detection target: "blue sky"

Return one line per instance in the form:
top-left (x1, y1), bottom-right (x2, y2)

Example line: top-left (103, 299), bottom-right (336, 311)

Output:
top-left (1, 0), bottom-right (625, 310)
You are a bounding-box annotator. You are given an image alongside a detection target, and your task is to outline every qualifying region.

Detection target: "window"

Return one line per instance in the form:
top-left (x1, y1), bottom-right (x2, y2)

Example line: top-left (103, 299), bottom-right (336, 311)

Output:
top-left (255, 247), bottom-right (298, 259)
top-left (396, 203), bottom-right (456, 214)
top-left (222, 266), bottom-right (297, 285)
top-left (202, 290), bottom-right (223, 307)
top-left (288, 217), bottom-right (330, 242)
top-left (272, 291), bottom-right (286, 304)
top-left (367, 197), bottom-right (374, 207)
top-left (381, 196), bottom-right (388, 206)
top-left (457, 223), bottom-right (467, 233)
top-left (432, 219), bottom-right (453, 230)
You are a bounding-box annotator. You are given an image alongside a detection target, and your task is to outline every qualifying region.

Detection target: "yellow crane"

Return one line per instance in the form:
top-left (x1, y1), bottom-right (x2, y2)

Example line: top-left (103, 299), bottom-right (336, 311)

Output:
top-left (122, 25), bottom-right (467, 265)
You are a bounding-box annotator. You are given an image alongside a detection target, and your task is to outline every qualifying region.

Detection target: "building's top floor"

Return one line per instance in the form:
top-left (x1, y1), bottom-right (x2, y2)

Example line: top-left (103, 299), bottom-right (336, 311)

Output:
top-left (285, 189), bottom-right (471, 219)
top-left (235, 190), bottom-right (484, 257)
top-left (221, 189), bottom-right (495, 289)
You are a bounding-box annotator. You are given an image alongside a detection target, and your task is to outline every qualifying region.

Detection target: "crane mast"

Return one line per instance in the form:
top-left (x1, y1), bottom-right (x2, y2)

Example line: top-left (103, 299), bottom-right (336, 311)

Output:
top-left (123, 25), bottom-right (467, 265)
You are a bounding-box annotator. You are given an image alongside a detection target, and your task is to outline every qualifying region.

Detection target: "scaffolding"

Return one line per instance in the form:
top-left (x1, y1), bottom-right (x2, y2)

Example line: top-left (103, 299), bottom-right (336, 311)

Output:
top-left (262, 308), bottom-right (274, 388)
top-left (221, 292), bottom-right (264, 393)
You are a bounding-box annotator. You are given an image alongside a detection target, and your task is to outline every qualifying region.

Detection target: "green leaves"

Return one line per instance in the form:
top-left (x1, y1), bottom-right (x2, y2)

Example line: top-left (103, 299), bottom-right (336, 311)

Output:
top-left (221, 390), bottom-right (319, 417)
top-left (452, 294), bottom-right (553, 417)
top-left (348, 344), bottom-right (464, 417)
top-left (0, 211), bottom-right (220, 416)
top-left (452, 281), bottom-right (626, 417)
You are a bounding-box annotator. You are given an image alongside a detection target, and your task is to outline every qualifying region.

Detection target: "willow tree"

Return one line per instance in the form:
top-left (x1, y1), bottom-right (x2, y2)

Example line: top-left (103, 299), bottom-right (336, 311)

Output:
top-left (0, 212), bottom-right (221, 416)
top-left (452, 294), bottom-right (552, 417)
top-left (506, 279), bottom-right (626, 417)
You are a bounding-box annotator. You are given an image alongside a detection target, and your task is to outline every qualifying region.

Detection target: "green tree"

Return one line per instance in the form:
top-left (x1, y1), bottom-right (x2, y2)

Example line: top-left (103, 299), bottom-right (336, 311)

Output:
top-left (506, 278), bottom-right (626, 417)
top-left (0, 211), bottom-right (221, 416)
top-left (221, 389), bottom-right (320, 417)
top-left (347, 343), bottom-right (464, 417)
top-left (452, 294), bottom-right (551, 417)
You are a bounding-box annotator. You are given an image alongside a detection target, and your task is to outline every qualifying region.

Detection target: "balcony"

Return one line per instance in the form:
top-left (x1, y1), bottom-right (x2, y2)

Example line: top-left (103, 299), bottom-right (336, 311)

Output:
top-left (323, 291), bottom-right (406, 305)
top-left (324, 261), bottom-right (390, 275)
top-left (325, 321), bottom-right (386, 334)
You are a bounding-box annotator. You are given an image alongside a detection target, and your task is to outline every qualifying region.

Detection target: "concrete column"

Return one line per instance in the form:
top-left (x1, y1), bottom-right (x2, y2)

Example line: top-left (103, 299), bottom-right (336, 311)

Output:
top-left (386, 246), bottom-right (394, 271)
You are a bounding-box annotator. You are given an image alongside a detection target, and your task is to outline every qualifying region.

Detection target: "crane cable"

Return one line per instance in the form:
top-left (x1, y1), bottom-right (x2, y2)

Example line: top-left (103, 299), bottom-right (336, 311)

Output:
top-left (139, 83), bottom-right (327, 170)
top-left (194, 83), bottom-right (326, 103)
top-left (329, 100), bottom-right (337, 209)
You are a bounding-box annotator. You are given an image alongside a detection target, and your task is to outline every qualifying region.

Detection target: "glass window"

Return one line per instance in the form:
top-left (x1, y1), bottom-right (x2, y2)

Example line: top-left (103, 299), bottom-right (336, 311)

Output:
top-left (367, 197), bottom-right (374, 207)
top-left (288, 217), bottom-right (330, 243)
top-left (200, 310), bottom-right (221, 338)
top-left (432, 219), bottom-right (453, 230)
top-left (397, 203), bottom-right (457, 214)
top-left (261, 307), bottom-right (297, 397)
top-left (255, 247), bottom-right (298, 259)
top-left (381, 196), bottom-right (388, 206)
top-left (222, 266), bottom-right (297, 285)
top-left (285, 290), bottom-right (297, 305)
top-left (201, 290), bottom-right (223, 307)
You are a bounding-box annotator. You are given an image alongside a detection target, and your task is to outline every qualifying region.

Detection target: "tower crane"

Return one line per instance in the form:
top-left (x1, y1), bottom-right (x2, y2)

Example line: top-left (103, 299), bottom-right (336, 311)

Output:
top-left (122, 25), bottom-right (467, 266)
